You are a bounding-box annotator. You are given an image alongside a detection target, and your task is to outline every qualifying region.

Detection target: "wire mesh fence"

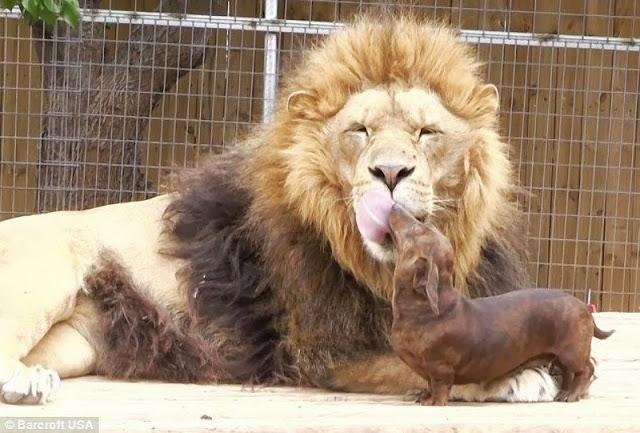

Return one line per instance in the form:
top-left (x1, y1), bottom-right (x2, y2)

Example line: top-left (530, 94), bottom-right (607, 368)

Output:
top-left (0, 0), bottom-right (638, 312)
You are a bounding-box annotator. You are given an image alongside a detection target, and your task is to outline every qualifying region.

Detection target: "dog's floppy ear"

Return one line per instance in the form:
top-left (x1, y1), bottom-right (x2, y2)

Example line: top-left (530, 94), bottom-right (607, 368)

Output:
top-left (414, 257), bottom-right (440, 315)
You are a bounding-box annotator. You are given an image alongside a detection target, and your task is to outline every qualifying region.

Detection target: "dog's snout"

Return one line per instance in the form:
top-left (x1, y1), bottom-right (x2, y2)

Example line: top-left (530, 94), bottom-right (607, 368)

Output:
top-left (368, 164), bottom-right (415, 192)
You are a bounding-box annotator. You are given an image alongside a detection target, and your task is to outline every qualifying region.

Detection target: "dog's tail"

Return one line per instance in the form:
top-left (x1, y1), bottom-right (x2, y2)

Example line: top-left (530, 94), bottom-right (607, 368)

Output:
top-left (593, 319), bottom-right (615, 340)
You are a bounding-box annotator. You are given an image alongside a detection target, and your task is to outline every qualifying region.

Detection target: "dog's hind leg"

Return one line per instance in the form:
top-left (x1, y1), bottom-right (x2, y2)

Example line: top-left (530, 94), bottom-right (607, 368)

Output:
top-left (553, 365), bottom-right (574, 402)
top-left (564, 361), bottom-right (594, 402)
top-left (554, 349), bottom-right (593, 403)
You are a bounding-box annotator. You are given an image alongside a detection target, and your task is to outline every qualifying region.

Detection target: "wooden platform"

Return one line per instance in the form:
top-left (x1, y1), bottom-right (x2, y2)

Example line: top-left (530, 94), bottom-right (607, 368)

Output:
top-left (1, 313), bottom-right (638, 433)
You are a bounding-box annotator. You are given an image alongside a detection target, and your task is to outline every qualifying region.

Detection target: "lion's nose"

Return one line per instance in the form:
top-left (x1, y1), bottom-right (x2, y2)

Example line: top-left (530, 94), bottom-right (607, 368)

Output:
top-left (368, 165), bottom-right (415, 192)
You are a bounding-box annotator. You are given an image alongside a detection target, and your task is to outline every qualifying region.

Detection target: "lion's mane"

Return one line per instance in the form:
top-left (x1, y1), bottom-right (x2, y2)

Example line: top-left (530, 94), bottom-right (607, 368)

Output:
top-left (163, 14), bottom-right (530, 386)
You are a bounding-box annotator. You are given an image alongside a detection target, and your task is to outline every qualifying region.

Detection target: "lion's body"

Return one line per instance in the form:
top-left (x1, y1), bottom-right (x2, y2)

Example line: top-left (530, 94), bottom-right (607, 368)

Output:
top-left (0, 16), bottom-right (560, 404)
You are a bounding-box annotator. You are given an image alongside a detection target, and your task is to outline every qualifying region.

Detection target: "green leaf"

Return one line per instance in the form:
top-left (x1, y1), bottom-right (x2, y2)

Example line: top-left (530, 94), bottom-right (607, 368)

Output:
top-left (61, 0), bottom-right (80, 28)
top-left (21, 7), bottom-right (36, 23)
top-left (20, 0), bottom-right (41, 23)
top-left (8, 0), bottom-right (81, 28)
top-left (38, 4), bottom-right (58, 25)
top-left (42, 0), bottom-right (61, 14)
top-left (21, 0), bottom-right (39, 16)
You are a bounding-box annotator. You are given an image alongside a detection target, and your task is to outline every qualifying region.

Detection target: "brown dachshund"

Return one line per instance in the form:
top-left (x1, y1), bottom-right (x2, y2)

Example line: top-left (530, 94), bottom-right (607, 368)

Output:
top-left (388, 204), bottom-right (614, 406)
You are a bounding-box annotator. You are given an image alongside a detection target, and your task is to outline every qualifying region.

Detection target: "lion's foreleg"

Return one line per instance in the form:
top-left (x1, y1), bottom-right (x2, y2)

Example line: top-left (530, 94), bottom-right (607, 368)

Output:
top-left (325, 352), bottom-right (559, 402)
top-left (0, 335), bottom-right (61, 405)
top-left (0, 252), bottom-right (83, 404)
top-left (325, 353), bottom-right (427, 395)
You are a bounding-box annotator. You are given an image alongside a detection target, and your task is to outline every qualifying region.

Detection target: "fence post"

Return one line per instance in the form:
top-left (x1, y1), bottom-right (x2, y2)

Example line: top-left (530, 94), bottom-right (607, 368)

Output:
top-left (262, 0), bottom-right (279, 123)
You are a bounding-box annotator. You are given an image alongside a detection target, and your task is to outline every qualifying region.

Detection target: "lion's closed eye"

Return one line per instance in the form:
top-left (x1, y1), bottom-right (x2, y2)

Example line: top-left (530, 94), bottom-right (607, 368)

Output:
top-left (419, 126), bottom-right (441, 138)
top-left (350, 124), bottom-right (369, 136)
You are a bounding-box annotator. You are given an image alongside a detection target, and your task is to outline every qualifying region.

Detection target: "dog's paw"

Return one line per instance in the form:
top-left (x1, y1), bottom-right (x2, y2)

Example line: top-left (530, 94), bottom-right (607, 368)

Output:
top-left (554, 390), bottom-right (570, 402)
top-left (418, 394), bottom-right (448, 406)
top-left (554, 390), bottom-right (580, 402)
top-left (404, 389), bottom-right (431, 403)
top-left (1, 365), bottom-right (60, 404)
top-left (419, 397), bottom-right (434, 406)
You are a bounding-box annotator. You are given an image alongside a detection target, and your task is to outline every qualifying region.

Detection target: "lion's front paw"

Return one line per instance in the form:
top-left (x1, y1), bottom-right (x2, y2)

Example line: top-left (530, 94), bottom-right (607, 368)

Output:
top-left (449, 367), bottom-right (559, 402)
top-left (505, 367), bottom-right (559, 402)
top-left (1, 365), bottom-right (60, 404)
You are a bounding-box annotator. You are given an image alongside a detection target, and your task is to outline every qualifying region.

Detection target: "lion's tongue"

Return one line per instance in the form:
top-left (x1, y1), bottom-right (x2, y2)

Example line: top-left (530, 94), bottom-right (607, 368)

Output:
top-left (355, 189), bottom-right (395, 244)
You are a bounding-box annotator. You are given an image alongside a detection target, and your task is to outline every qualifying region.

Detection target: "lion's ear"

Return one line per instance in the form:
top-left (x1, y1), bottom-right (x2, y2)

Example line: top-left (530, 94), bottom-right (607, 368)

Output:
top-left (286, 90), bottom-right (315, 116)
top-left (476, 84), bottom-right (500, 113)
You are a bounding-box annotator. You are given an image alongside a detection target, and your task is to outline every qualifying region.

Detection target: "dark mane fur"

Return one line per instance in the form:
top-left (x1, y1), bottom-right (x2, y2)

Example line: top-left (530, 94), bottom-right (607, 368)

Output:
top-left (162, 150), bottom-right (294, 384)
top-left (86, 252), bottom-right (229, 383)
top-left (245, 211), bottom-right (394, 386)
top-left (162, 150), bottom-right (394, 387)
top-left (467, 207), bottom-right (531, 298)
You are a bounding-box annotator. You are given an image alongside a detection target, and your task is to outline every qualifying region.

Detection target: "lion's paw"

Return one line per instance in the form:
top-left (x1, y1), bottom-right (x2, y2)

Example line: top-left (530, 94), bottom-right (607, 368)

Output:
top-left (504, 367), bottom-right (559, 402)
top-left (1, 365), bottom-right (60, 404)
top-left (449, 367), bottom-right (559, 403)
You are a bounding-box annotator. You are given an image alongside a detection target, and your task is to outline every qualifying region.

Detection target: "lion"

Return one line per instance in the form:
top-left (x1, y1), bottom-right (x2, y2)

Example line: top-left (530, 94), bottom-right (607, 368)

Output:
top-left (0, 15), bottom-right (559, 404)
